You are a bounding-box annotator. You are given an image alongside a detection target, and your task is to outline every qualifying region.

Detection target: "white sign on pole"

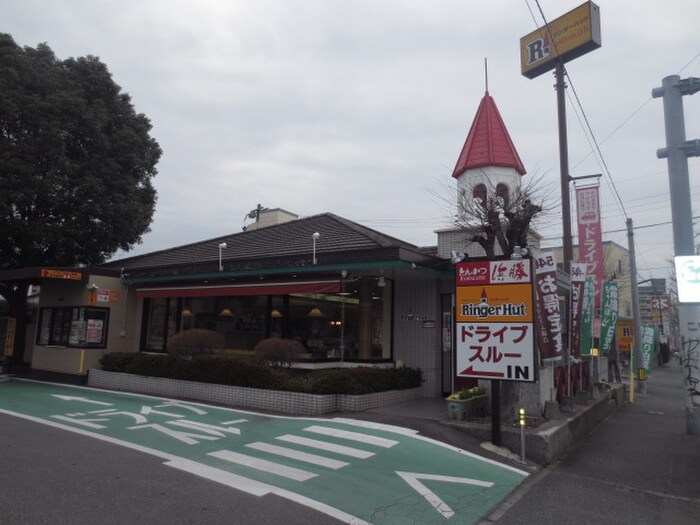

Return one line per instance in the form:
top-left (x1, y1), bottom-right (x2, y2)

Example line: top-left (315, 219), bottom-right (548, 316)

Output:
top-left (675, 256), bottom-right (700, 303)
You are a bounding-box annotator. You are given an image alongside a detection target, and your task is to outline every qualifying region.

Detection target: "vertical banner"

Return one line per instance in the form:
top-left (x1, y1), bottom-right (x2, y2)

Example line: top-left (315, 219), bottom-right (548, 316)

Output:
top-left (570, 263), bottom-right (588, 358)
top-left (600, 282), bottom-right (619, 355)
top-left (580, 278), bottom-right (595, 355)
top-left (640, 324), bottom-right (657, 375)
top-left (533, 251), bottom-right (562, 361)
top-left (575, 185), bottom-right (605, 311)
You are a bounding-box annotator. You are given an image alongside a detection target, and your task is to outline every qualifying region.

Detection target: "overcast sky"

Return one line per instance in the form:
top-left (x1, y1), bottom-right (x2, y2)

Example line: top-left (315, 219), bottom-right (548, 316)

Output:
top-left (5, 1), bottom-right (699, 280)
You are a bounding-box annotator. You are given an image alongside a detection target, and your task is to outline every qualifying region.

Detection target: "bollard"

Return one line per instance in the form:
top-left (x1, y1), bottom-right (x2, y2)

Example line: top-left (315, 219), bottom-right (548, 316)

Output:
top-left (519, 408), bottom-right (526, 463)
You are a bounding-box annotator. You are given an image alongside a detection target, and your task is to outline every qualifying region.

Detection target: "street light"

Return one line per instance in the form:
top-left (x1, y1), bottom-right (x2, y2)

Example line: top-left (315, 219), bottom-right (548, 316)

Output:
top-left (312, 232), bottom-right (320, 265)
top-left (218, 242), bottom-right (227, 272)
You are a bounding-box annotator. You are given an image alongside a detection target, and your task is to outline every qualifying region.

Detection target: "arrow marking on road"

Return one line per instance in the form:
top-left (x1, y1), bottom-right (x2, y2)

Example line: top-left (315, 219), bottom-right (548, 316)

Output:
top-left (51, 395), bottom-right (114, 406)
top-left (396, 471), bottom-right (494, 519)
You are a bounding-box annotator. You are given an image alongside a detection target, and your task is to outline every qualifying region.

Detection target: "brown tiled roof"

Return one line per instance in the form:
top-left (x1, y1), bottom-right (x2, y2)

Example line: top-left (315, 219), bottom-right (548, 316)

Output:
top-left (103, 213), bottom-right (431, 275)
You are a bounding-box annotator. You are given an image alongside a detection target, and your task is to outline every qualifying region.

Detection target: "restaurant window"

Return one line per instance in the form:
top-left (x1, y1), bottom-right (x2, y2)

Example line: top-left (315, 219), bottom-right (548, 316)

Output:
top-left (37, 307), bottom-right (109, 348)
top-left (140, 276), bottom-right (392, 360)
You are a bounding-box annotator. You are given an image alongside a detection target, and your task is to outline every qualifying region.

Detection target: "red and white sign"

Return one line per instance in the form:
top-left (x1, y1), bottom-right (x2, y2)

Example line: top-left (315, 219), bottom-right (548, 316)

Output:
top-left (576, 186), bottom-right (605, 310)
top-left (455, 260), bottom-right (535, 382)
top-left (650, 295), bottom-right (670, 312)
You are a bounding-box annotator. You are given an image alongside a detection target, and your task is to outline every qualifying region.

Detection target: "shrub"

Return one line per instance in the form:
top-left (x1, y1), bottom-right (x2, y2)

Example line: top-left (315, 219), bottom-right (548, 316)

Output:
top-left (457, 386), bottom-right (486, 400)
top-left (99, 351), bottom-right (423, 394)
top-left (254, 338), bottom-right (304, 367)
top-left (167, 329), bottom-right (224, 357)
top-left (99, 352), bottom-right (139, 371)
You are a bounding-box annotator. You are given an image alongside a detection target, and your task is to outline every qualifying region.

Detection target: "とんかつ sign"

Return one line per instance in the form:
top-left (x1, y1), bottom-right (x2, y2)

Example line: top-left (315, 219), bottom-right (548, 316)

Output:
top-left (455, 260), bottom-right (536, 382)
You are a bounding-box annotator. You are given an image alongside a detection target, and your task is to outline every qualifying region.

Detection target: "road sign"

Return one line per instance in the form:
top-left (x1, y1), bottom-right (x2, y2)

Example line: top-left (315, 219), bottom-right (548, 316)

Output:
top-left (455, 260), bottom-right (536, 382)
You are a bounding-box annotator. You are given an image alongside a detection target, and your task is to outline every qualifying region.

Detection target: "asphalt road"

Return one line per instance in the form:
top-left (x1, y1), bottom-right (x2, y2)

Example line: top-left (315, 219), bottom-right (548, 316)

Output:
top-left (0, 380), bottom-right (528, 524)
top-left (0, 413), bottom-right (336, 525)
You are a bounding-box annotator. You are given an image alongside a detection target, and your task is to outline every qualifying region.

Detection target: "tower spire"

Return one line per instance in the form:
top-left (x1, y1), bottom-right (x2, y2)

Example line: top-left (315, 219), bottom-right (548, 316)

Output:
top-left (484, 57), bottom-right (488, 94)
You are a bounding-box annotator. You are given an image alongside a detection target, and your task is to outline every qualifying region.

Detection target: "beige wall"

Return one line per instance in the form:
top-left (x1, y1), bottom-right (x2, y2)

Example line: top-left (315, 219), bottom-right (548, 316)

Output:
top-left (30, 273), bottom-right (141, 375)
top-left (393, 278), bottom-right (444, 397)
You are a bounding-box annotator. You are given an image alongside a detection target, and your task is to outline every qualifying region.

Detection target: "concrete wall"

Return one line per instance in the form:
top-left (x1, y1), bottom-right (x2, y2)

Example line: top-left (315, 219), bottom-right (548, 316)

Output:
top-left (393, 278), bottom-right (443, 397)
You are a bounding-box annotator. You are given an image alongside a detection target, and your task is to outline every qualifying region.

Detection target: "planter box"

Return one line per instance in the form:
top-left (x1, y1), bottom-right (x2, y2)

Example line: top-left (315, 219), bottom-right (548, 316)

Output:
top-left (88, 369), bottom-right (423, 416)
top-left (447, 395), bottom-right (488, 420)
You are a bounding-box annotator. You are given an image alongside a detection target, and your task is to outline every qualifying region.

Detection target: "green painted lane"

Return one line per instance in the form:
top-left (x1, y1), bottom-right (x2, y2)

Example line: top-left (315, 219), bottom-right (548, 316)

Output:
top-left (0, 379), bottom-right (527, 524)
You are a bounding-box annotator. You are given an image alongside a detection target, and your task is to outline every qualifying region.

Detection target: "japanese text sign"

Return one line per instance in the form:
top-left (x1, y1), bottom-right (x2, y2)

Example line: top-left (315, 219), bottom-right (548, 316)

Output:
top-left (455, 260), bottom-right (535, 382)
top-left (600, 282), bottom-right (619, 356)
top-left (533, 251), bottom-right (563, 361)
top-left (576, 186), bottom-right (605, 310)
top-left (640, 324), bottom-right (656, 374)
top-left (569, 262), bottom-right (588, 358)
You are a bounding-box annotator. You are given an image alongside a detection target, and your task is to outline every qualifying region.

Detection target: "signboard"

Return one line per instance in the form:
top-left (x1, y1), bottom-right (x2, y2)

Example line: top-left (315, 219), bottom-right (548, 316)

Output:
top-left (41, 268), bottom-right (83, 281)
top-left (520, 1), bottom-right (602, 79)
top-left (640, 324), bottom-right (657, 375)
top-left (600, 282), bottom-right (619, 355)
top-left (579, 278), bottom-right (595, 355)
top-left (616, 319), bottom-right (634, 353)
top-left (576, 185), bottom-right (605, 310)
top-left (4, 317), bottom-right (16, 357)
top-left (533, 251), bottom-right (563, 361)
top-left (650, 295), bottom-right (670, 311)
top-left (455, 259), bottom-right (535, 382)
top-left (569, 262), bottom-right (587, 358)
top-left (675, 256), bottom-right (700, 303)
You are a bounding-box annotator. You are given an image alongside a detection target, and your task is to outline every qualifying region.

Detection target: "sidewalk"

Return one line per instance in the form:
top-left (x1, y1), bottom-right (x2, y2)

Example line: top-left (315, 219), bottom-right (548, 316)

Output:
top-left (480, 363), bottom-right (700, 524)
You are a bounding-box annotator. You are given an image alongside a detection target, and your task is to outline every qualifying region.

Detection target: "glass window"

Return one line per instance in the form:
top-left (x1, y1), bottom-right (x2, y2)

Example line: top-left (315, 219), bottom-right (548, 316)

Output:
top-left (36, 307), bottom-right (109, 348)
top-left (473, 184), bottom-right (487, 206)
top-left (141, 279), bottom-right (392, 361)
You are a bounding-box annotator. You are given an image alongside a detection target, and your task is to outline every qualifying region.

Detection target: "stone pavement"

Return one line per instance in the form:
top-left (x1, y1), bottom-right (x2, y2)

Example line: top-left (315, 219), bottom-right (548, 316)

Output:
top-left (478, 362), bottom-right (700, 524)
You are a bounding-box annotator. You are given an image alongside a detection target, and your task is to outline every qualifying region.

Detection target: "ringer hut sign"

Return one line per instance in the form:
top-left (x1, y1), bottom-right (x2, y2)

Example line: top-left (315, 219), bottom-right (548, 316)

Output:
top-left (455, 260), bottom-right (535, 382)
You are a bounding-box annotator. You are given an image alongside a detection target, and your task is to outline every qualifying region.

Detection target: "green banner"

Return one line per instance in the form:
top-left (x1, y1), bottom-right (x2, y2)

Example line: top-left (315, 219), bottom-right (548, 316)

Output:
top-left (600, 282), bottom-right (619, 355)
top-left (640, 323), bottom-right (657, 373)
top-left (580, 278), bottom-right (594, 355)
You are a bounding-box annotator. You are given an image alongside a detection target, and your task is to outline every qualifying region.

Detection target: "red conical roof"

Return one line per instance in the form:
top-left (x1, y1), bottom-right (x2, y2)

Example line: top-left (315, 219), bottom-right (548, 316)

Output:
top-left (452, 91), bottom-right (526, 178)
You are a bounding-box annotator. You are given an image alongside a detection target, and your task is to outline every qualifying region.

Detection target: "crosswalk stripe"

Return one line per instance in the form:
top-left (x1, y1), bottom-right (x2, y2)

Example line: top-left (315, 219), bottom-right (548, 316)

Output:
top-left (276, 434), bottom-right (376, 459)
top-left (304, 425), bottom-right (399, 448)
top-left (246, 442), bottom-right (348, 469)
top-left (209, 450), bottom-right (316, 481)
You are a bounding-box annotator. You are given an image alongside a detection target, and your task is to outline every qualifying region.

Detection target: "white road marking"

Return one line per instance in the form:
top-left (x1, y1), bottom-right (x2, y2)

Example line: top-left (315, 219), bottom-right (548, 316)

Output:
top-left (304, 425), bottom-right (398, 448)
top-left (396, 471), bottom-right (494, 519)
top-left (0, 408), bottom-right (370, 524)
top-left (276, 434), bottom-right (375, 459)
top-left (51, 395), bottom-right (113, 406)
top-left (50, 415), bottom-right (107, 429)
top-left (209, 449), bottom-right (317, 481)
top-left (246, 442), bottom-right (348, 469)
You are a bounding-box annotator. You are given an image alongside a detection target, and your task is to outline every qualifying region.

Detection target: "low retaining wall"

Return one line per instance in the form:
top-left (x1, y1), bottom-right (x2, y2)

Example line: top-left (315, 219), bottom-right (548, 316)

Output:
top-left (88, 369), bottom-right (423, 416)
top-left (447, 383), bottom-right (626, 465)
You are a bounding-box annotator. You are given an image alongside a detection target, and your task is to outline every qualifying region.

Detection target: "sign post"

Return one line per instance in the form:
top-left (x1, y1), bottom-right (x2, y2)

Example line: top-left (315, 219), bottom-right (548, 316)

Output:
top-left (455, 259), bottom-right (536, 446)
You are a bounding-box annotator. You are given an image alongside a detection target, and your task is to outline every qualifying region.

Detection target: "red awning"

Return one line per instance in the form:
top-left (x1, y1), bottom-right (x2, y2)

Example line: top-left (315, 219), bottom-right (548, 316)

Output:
top-left (136, 280), bottom-right (340, 298)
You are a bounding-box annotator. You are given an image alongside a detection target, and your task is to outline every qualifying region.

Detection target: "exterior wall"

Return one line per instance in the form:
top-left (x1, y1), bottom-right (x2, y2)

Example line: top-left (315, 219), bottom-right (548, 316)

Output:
top-left (456, 165), bottom-right (521, 210)
top-left (436, 227), bottom-right (542, 260)
top-left (30, 274), bottom-right (139, 375)
top-left (392, 278), bottom-right (443, 397)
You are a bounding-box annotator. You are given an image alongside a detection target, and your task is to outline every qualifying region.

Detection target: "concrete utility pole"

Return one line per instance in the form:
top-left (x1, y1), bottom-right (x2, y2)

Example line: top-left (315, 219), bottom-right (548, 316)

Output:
top-left (652, 75), bottom-right (700, 435)
top-left (627, 218), bottom-right (645, 397)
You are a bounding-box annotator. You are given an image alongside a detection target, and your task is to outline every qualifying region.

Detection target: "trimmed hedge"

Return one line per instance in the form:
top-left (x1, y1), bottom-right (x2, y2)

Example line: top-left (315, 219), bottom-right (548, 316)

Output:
top-left (99, 353), bottom-right (423, 394)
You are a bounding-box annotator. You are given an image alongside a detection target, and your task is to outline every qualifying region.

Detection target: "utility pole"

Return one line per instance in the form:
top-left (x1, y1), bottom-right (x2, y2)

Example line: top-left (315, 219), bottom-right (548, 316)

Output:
top-left (652, 75), bottom-right (700, 435)
top-left (627, 218), bottom-right (645, 397)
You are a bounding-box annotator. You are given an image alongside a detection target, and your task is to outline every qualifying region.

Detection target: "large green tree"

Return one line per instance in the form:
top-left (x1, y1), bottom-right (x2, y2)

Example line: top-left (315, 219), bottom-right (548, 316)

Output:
top-left (0, 34), bottom-right (161, 362)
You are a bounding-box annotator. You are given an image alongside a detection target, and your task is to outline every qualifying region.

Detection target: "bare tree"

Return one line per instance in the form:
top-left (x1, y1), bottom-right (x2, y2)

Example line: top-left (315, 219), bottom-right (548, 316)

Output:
top-left (433, 170), bottom-right (555, 259)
